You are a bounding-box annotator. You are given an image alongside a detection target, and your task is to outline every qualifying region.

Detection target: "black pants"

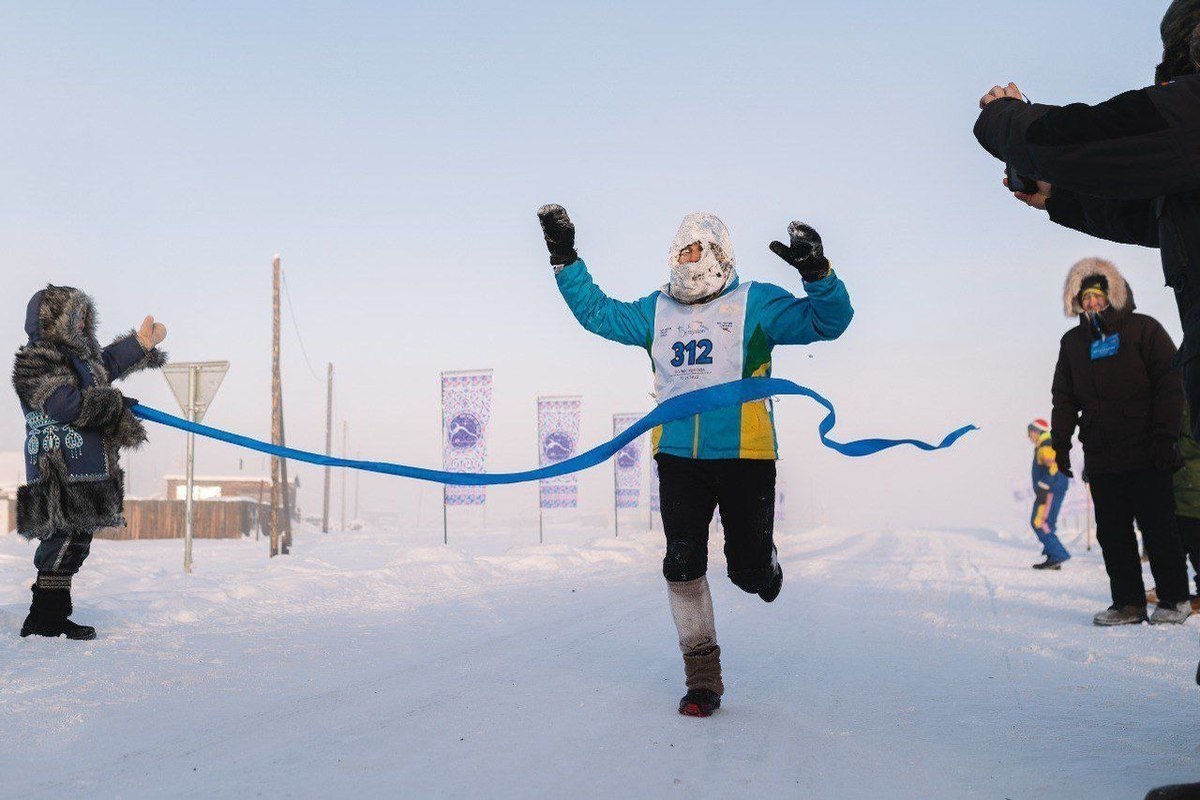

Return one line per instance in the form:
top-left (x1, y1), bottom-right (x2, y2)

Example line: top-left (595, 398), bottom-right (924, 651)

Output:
top-left (656, 453), bottom-right (776, 594)
top-left (33, 529), bottom-right (94, 576)
top-left (1090, 470), bottom-right (1189, 606)
top-left (1177, 514), bottom-right (1200, 596)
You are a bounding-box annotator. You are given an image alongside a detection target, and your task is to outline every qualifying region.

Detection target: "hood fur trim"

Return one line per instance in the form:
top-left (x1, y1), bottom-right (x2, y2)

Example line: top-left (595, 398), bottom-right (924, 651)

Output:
top-left (29, 285), bottom-right (101, 359)
top-left (1063, 257), bottom-right (1133, 316)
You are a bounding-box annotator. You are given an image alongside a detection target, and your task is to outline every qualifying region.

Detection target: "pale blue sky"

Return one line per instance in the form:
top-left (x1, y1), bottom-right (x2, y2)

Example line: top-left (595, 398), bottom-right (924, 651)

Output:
top-left (0, 1), bottom-right (1181, 530)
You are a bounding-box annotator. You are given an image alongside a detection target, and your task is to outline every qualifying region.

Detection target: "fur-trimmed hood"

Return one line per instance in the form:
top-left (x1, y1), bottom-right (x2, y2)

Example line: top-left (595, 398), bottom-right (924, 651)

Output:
top-left (24, 285), bottom-right (101, 360)
top-left (1062, 257), bottom-right (1135, 316)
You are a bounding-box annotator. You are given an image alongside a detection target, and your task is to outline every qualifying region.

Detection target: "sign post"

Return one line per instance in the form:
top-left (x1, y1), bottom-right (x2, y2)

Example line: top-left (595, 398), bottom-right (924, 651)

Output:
top-left (163, 360), bottom-right (229, 573)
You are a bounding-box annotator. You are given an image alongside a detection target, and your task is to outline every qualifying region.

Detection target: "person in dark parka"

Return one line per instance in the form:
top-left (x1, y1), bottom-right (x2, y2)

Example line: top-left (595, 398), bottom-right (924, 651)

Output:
top-left (12, 285), bottom-right (167, 639)
top-left (1051, 258), bottom-right (1191, 626)
top-left (973, 0), bottom-right (1200, 450)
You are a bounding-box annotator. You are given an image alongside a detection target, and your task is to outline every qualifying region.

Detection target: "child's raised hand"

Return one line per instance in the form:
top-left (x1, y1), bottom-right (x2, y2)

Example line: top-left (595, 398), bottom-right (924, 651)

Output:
top-left (137, 315), bottom-right (167, 350)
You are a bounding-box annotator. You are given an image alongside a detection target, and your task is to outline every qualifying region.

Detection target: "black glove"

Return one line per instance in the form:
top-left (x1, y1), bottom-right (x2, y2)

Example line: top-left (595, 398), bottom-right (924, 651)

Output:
top-left (1152, 438), bottom-right (1185, 473)
top-left (536, 204), bottom-right (578, 268)
top-left (1055, 450), bottom-right (1073, 479)
top-left (769, 222), bottom-right (831, 282)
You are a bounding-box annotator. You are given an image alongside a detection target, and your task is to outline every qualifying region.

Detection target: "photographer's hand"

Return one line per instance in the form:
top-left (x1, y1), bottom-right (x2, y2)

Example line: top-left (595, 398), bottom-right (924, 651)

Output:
top-left (979, 82), bottom-right (1025, 108)
top-left (1002, 176), bottom-right (1053, 211)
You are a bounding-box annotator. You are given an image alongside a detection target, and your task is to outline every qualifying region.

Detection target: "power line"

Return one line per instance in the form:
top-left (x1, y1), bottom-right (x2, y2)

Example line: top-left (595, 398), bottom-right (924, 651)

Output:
top-left (280, 268), bottom-right (324, 382)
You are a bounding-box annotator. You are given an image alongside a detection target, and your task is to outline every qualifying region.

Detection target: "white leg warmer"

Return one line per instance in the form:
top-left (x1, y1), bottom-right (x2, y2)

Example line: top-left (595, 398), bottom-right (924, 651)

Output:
top-left (667, 576), bottom-right (718, 655)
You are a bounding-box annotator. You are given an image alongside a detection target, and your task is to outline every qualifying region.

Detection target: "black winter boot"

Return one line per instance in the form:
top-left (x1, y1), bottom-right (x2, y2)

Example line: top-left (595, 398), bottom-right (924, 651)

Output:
top-left (678, 689), bottom-right (721, 717)
top-left (679, 644), bottom-right (723, 717)
top-left (20, 573), bottom-right (96, 640)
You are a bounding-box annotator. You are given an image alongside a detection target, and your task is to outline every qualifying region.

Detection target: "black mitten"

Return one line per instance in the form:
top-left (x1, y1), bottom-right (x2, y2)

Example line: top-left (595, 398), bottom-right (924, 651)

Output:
top-left (1055, 449), bottom-right (1074, 480)
top-left (769, 222), bottom-right (831, 282)
top-left (536, 204), bottom-right (579, 267)
top-left (1152, 438), bottom-right (1185, 474)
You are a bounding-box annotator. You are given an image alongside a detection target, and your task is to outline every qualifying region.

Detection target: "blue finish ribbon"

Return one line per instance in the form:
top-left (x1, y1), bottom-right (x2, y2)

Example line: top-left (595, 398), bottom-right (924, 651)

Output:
top-left (131, 377), bottom-right (976, 486)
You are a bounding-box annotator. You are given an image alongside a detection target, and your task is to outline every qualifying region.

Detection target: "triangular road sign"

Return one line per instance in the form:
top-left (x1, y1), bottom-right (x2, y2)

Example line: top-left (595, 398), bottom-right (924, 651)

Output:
top-left (162, 361), bottom-right (229, 422)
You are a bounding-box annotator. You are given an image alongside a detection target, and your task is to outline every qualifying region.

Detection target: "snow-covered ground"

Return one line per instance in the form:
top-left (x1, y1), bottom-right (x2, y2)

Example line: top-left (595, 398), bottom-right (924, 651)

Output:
top-left (2, 521), bottom-right (1198, 799)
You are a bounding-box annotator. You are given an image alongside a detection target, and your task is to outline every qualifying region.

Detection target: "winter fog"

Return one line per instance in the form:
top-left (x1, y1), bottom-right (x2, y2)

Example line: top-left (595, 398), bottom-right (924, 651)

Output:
top-left (0, 2), bottom-right (1179, 528)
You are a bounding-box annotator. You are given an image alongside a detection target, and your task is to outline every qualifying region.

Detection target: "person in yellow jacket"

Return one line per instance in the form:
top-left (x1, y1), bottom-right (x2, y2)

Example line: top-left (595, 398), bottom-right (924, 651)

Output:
top-left (1027, 419), bottom-right (1071, 569)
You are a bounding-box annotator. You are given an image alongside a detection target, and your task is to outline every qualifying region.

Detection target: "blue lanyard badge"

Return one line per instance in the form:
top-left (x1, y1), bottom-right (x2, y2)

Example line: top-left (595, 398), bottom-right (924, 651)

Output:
top-left (1091, 333), bottom-right (1120, 360)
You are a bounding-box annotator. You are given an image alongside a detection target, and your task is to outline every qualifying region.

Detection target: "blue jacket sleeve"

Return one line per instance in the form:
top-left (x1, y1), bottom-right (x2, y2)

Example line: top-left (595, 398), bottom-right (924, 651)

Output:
top-left (101, 334), bottom-right (152, 382)
top-left (752, 272), bottom-right (854, 346)
top-left (554, 260), bottom-right (658, 349)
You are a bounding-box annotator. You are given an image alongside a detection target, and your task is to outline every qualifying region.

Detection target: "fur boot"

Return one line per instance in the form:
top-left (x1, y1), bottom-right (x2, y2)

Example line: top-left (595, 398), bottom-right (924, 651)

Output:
top-left (20, 572), bottom-right (96, 640)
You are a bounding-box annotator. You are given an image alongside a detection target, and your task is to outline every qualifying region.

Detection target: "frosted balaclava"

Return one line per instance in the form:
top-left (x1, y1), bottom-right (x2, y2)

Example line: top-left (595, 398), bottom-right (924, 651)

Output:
top-left (666, 213), bottom-right (737, 305)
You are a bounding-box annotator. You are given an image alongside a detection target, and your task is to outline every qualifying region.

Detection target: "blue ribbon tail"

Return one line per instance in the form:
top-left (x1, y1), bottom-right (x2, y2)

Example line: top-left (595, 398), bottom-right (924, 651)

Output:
top-left (131, 377), bottom-right (976, 485)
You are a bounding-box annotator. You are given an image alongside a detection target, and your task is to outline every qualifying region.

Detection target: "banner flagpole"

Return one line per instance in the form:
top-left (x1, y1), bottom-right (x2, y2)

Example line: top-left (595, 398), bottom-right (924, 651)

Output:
top-left (536, 404), bottom-right (544, 544)
top-left (613, 456), bottom-right (619, 539)
top-left (441, 374), bottom-right (448, 546)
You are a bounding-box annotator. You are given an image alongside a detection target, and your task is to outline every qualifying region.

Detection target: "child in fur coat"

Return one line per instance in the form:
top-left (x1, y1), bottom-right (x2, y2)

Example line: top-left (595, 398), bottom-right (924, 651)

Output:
top-left (12, 285), bottom-right (167, 639)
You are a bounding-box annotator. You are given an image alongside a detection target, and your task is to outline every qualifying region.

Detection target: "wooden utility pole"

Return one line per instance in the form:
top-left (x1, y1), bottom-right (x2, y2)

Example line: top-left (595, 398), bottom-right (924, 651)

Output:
top-left (279, 393), bottom-right (292, 554)
top-left (270, 255), bottom-right (282, 557)
top-left (322, 363), bottom-right (333, 533)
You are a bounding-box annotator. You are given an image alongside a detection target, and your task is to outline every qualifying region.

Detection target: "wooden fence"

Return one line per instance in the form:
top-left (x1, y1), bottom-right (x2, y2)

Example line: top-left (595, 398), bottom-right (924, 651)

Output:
top-left (95, 499), bottom-right (264, 541)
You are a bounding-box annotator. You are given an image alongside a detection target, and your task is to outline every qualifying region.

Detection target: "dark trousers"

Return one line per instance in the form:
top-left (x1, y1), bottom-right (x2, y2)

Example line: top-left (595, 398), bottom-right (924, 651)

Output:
top-left (656, 453), bottom-right (776, 594)
top-left (1177, 514), bottom-right (1200, 596)
top-left (1090, 470), bottom-right (1189, 606)
top-left (33, 529), bottom-right (94, 576)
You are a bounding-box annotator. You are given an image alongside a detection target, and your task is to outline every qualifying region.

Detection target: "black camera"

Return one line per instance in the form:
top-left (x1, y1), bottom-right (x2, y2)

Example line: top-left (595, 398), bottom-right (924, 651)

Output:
top-left (1005, 163), bottom-right (1039, 195)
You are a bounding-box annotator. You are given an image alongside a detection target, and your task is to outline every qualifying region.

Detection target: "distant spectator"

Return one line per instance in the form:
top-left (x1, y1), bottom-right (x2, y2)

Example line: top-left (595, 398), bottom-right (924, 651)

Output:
top-left (1026, 418), bottom-right (1070, 570)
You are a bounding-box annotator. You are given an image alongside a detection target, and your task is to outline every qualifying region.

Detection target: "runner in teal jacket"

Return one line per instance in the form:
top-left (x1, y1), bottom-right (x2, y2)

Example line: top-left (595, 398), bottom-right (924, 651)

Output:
top-left (537, 204), bottom-right (852, 719)
top-left (552, 229), bottom-right (852, 460)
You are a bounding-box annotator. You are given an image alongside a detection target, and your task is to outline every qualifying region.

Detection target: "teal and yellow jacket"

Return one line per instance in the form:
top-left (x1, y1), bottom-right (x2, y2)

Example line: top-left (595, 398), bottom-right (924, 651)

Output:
top-left (555, 259), bottom-right (853, 460)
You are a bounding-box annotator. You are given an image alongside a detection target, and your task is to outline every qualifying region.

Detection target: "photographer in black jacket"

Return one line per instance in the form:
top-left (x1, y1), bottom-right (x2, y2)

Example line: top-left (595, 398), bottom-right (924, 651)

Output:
top-left (974, 1), bottom-right (1200, 445)
top-left (976, 6), bottom-right (1200, 797)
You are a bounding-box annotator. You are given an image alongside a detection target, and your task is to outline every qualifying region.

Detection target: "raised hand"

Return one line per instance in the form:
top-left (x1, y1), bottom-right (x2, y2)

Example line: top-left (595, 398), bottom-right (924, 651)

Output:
top-left (979, 82), bottom-right (1025, 108)
top-left (536, 204), bottom-right (579, 267)
top-left (137, 315), bottom-right (167, 351)
top-left (769, 222), bottom-right (831, 282)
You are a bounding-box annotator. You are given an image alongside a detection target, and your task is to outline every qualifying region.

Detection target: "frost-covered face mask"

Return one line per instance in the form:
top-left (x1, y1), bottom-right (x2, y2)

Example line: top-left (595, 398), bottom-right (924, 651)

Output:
top-left (667, 213), bottom-right (737, 305)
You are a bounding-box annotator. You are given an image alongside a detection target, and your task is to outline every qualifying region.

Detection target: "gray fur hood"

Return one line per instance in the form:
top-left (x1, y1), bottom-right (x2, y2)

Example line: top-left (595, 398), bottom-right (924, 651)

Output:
top-left (1062, 257), bottom-right (1135, 317)
top-left (24, 284), bottom-right (102, 360)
